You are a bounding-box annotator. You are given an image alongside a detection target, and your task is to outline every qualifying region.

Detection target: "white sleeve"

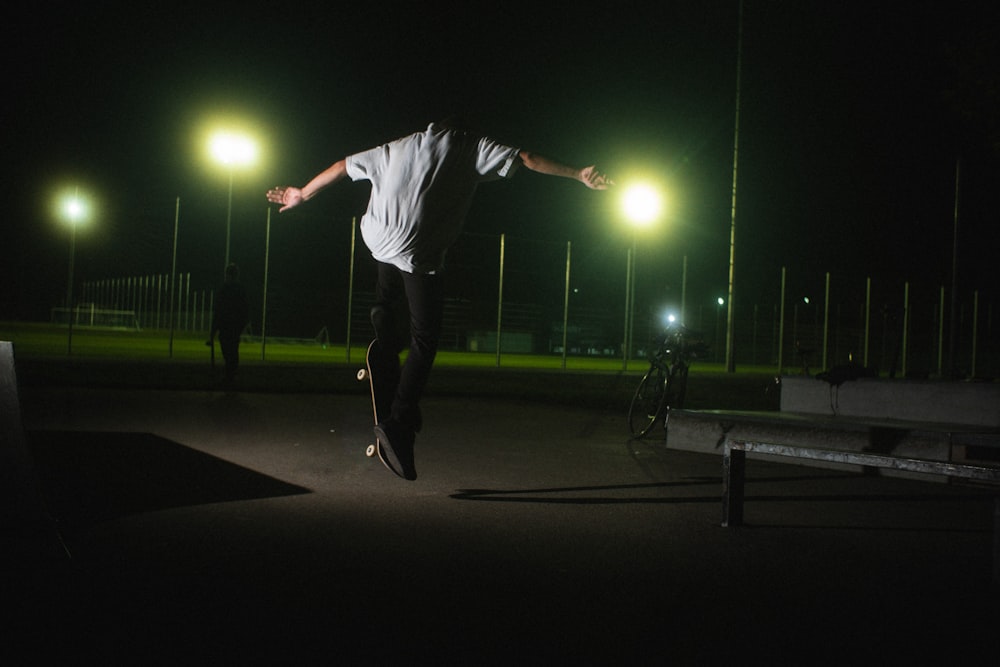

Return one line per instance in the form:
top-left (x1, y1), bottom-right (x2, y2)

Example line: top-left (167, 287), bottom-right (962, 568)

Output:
top-left (476, 137), bottom-right (521, 180)
top-left (345, 145), bottom-right (389, 182)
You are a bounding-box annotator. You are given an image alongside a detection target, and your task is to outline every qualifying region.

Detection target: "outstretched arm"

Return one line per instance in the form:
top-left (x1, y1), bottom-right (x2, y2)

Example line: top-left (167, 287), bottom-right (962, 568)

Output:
top-left (266, 159), bottom-right (349, 212)
top-left (518, 150), bottom-right (613, 190)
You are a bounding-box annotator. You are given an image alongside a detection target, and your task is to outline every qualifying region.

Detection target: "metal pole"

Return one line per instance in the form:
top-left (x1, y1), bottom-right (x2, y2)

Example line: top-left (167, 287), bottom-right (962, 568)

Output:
top-left (346, 217), bottom-right (356, 363)
top-left (971, 290), bottom-right (979, 377)
top-left (864, 277), bottom-right (871, 368)
top-left (623, 247), bottom-right (632, 371)
top-left (822, 272), bottom-right (830, 369)
top-left (681, 254), bottom-right (688, 325)
top-left (178, 274), bottom-right (185, 334)
top-left (902, 281), bottom-right (910, 377)
top-left (66, 220), bottom-right (76, 355)
top-left (224, 169), bottom-right (233, 273)
top-left (629, 238), bottom-right (637, 366)
top-left (948, 158), bottom-right (961, 376)
top-left (261, 208), bottom-right (271, 361)
top-left (772, 304), bottom-right (778, 365)
top-left (135, 276), bottom-right (141, 328)
top-left (496, 233), bottom-right (505, 368)
top-left (937, 286), bottom-right (945, 376)
top-left (725, 0), bottom-right (745, 374)
top-left (777, 266), bottom-right (786, 375)
top-left (716, 302), bottom-right (723, 363)
top-left (561, 241), bottom-right (571, 370)
top-left (834, 302), bottom-right (841, 364)
top-left (169, 197), bottom-right (179, 357)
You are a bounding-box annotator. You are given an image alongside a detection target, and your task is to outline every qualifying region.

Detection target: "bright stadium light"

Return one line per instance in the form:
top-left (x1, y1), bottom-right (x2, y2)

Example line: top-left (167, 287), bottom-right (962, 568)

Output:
top-left (206, 127), bottom-right (259, 273)
top-left (54, 188), bottom-right (92, 229)
top-left (210, 131), bottom-right (258, 167)
top-left (622, 183), bottom-right (663, 227)
top-left (62, 197), bottom-right (86, 223)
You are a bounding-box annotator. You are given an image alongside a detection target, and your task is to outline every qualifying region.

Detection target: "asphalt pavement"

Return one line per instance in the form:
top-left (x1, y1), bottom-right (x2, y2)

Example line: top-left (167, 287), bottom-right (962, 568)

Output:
top-left (6, 380), bottom-right (1000, 665)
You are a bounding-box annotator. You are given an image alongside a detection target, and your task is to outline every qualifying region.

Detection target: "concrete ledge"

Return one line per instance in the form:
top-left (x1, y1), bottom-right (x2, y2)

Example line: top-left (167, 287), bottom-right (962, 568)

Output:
top-left (665, 408), bottom-right (1000, 481)
top-left (780, 375), bottom-right (1000, 427)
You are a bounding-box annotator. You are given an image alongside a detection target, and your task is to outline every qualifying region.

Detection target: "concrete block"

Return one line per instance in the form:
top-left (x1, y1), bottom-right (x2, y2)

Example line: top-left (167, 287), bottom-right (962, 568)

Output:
top-left (780, 375), bottom-right (1000, 427)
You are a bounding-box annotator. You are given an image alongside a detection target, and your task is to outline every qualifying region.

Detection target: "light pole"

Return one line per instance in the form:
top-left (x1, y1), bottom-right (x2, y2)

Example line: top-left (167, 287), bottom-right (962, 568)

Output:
top-left (716, 297), bottom-right (725, 362)
top-left (621, 183), bottom-right (663, 369)
top-left (261, 207), bottom-right (271, 361)
top-left (209, 131), bottom-right (257, 274)
top-left (725, 0), bottom-right (745, 374)
top-left (58, 188), bottom-right (90, 355)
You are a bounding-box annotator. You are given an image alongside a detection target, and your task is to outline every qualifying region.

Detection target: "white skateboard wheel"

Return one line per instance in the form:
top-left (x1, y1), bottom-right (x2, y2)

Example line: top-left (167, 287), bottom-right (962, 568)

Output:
top-left (366, 443), bottom-right (376, 457)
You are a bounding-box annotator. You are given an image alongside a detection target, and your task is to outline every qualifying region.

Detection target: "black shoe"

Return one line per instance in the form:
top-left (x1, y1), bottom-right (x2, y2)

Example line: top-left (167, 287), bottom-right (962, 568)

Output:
top-left (374, 420), bottom-right (417, 481)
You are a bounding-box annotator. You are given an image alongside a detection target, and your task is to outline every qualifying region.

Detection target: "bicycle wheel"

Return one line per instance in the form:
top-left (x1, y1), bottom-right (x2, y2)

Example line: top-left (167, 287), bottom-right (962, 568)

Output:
top-left (627, 364), bottom-right (668, 437)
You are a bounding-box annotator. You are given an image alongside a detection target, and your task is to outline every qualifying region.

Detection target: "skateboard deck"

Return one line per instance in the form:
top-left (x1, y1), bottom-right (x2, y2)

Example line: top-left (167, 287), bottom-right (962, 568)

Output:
top-left (356, 339), bottom-right (392, 459)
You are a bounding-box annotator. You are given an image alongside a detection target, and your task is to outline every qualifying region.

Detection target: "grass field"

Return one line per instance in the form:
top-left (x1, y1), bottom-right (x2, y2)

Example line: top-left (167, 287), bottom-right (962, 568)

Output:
top-left (2, 321), bottom-right (783, 411)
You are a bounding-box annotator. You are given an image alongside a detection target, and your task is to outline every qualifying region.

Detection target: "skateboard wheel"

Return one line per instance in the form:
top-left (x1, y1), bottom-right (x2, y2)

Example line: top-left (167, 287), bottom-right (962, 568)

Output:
top-left (357, 369), bottom-right (367, 381)
top-left (365, 443), bottom-right (376, 457)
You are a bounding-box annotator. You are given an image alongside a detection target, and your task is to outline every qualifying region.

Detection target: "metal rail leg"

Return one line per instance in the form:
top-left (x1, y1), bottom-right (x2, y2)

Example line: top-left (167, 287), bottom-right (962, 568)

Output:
top-left (722, 443), bottom-right (746, 527)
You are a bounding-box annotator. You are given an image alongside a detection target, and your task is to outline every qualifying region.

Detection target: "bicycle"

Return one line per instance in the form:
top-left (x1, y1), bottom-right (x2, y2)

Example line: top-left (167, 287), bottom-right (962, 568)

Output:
top-left (627, 323), bottom-right (708, 438)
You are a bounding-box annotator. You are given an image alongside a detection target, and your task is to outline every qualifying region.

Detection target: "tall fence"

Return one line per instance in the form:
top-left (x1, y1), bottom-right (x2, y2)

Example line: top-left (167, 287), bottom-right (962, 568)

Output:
top-left (77, 273), bottom-right (213, 333)
top-left (74, 230), bottom-right (996, 378)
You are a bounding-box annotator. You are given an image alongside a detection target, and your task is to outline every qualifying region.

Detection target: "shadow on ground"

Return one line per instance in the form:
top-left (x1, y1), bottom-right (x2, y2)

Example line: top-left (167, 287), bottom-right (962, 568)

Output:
top-left (28, 430), bottom-right (310, 529)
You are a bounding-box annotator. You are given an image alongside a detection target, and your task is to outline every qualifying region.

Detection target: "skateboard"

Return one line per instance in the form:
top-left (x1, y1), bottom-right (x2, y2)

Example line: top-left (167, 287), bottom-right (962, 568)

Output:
top-left (356, 339), bottom-right (392, 458)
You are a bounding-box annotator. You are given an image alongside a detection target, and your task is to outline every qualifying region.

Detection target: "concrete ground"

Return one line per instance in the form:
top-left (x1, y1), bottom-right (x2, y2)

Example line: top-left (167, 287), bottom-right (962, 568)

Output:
top-left (6, 381), bottom-right (1000, 664)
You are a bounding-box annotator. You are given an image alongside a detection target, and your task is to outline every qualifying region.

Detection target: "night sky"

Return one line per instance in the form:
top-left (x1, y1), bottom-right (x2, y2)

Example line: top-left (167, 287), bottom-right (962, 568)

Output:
top-left (4, 1), bottom-right (998, 338)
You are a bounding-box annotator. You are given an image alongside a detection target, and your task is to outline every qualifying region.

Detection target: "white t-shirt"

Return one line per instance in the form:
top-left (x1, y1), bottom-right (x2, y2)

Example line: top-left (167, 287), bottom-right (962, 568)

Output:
top-left (345, 123), bottom-right (521, 274)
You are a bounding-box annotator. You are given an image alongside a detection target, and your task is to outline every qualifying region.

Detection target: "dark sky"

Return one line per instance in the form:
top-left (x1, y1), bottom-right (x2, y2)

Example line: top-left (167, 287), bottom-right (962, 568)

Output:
top-left (4, 1), bottom-right (998, 335)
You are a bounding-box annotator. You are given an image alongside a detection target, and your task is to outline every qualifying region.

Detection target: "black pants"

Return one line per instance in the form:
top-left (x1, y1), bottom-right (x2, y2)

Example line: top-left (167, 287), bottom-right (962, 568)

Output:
top-left (218, 330), bottom-right (241, 382)
top-left (372, 261), bottom-right (443, 429)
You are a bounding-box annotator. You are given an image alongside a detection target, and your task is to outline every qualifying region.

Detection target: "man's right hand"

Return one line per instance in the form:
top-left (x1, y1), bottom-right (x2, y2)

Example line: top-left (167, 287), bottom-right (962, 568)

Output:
top-left (266, 186), bottom-right (303, 212)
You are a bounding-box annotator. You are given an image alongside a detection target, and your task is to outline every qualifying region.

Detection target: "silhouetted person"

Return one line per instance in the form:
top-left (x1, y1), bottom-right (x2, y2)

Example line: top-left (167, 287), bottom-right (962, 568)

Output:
top-left (209, 263), bottom-right (250, 386)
